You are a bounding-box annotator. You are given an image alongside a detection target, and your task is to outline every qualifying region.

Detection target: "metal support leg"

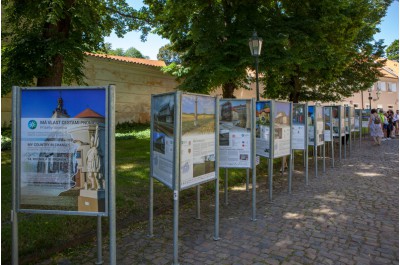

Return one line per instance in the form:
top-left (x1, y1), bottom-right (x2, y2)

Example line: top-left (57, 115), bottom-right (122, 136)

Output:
top-left (196, 185), bottom-right (201, 220)
top-left (149, 177), bottom-right (154, 237)
top-left (224, 169), bottom-right (228, 205)
top-left (173, 192), bottom-right (180, 265)
top-left (213, 175), bottom-right (220, 240)
top-left (251, 167), bottom-right (257, 221)
top-left (268, 158), bottom-right (273, 201)
top-left (314, 145), bottom-right (318, 178)
top-left (288, 152), bottom-right (293, 194)
top-left (323, 143), bottom-right (326, 174)
top-left (246, 168), bottom-right (250, 192)
top-left (96, 216), bottom-right (103, 265)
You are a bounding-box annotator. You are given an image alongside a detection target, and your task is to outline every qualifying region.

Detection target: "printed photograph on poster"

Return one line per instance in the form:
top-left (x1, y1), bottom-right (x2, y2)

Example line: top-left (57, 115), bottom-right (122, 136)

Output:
top-left (20, 89), bottom-right (107, 213)
top-left (153, 94), bottom-right (175, 137)
top-left (308, 106), bottom-right (315, 143)
top-left (324, 107), bottom-right (332, 141)
top-left (293, 104), bottom-right (305, 125)
top-left (151, 94), bottom-right (175, 189)
top-left (274, 102), bottom-right (291, 157)
top-left (315, 107), bottom-right (324, 145)
top-left (292, 104), bottom-right (306, 149)
top-left (219, 100), bottom-right (251, 168)
top-left (361, 109), bottom-right (371, 128)
top-left (256, 102), bottom-right (271, 137)
top-left (180, 94), bottom-right (216, 189)
top-left (255, 101), bottom-right (271, 157)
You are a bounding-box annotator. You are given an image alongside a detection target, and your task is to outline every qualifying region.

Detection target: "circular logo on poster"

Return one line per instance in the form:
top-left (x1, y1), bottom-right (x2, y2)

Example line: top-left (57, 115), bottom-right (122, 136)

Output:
top-left (28, 120), bottom-right (37, 129)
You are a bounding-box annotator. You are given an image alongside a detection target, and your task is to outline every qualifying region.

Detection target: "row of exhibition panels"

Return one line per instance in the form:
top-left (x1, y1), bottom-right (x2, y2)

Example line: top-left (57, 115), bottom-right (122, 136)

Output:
top-left (150, 91), bottom-right (370, 192)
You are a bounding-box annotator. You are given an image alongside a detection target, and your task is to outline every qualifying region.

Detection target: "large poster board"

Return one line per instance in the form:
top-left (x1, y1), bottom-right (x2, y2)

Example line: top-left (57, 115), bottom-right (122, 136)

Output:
top-left (354, 109), bottom-right (361, 131)
top-left (324, 107), bottom-right (333, 142)
top-left (308, 106), bottom-right (324, 146)
top-left (180, 94), bottom-right (216, 190)
top-left (349, 107), bottom-right (355, 132)
top-left (18, 88), bottom-right (109, 214)
top-left (332, 106), bottom-right (345, 137)
top-left (256, 101), bottom-right (271, 158)
top-left (361, 109), bottom-right (371, 128)
top-left (219, 99), bottom-right (252, 168)
top-left (292, 104), bottom-right (307, 150)
top-left (273, 102), bottom-right (292, 158)
top-left (151, 93), bottom-right (175, 189)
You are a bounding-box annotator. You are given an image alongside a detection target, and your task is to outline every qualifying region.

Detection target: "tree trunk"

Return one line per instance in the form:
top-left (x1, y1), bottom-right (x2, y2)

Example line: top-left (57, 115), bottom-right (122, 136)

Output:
top-left (222, 82), bottom-right (236, 98)
top-left (37, 0), bottom-right (74, 87)
top-left (289, 75), bottom-right (301, 103)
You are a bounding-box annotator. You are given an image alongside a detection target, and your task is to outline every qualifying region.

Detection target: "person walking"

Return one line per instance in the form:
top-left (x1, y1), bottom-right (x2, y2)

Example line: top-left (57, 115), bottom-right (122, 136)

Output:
top-left (394, 110), bottom-right (399, 136)
top-left (386, 110), bottom-right (394, 139)
top-left (368, 109), bottom-right (383, 146)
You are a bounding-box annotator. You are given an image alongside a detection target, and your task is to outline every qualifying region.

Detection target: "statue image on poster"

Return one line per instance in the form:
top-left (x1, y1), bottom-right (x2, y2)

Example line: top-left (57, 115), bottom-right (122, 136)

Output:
top-left (151, 94), bottom-right (175, 188)
top-left (219, 100), bottom-right (251, 168)
top-left (180, 94), bottom-right (216, 189)
top-left (292, 104), bottom-right (306, 150)
top-left (256, 101), bottom-right (271, 157)
top-left (273, 102), bottom-right (291, 158)
top-left (20, 89), bottom-right (107, 212)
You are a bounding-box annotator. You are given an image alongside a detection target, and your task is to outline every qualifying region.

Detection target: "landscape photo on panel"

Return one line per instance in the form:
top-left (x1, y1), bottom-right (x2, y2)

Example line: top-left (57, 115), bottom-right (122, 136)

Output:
top-left (151, 94), bottom-right (175, 188)
top-left (20, 89), bottom-right (107, 212)
top-left (180, 94), bottom-right (216, 189)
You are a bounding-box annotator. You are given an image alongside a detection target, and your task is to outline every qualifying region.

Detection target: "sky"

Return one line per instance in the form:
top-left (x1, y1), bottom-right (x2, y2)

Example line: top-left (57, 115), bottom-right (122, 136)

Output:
top-left (21, 89), bottom-right (106, 118)
top-left (105, 1), bottom-right (399, 60)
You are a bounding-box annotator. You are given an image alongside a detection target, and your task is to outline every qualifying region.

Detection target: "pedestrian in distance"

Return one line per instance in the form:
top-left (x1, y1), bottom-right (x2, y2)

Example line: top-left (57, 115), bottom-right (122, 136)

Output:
top-left (368, 109), bottom-right (383, 146)
top-left (394, 110), bottom-right (399, 136)
top-left (386, 110), bottom-right (394, 140)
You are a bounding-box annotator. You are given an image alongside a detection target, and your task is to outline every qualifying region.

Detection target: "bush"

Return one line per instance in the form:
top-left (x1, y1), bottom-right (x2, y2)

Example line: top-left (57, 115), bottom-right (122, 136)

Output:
top-left (1, 127), bottom-right (11, 150)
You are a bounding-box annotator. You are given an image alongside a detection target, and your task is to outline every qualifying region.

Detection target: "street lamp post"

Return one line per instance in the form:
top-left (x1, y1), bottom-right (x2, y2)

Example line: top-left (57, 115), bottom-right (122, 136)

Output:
top-left (249, 31), bottom-right (263, 101)
top-left (368, 87), bottom-right (373, 110)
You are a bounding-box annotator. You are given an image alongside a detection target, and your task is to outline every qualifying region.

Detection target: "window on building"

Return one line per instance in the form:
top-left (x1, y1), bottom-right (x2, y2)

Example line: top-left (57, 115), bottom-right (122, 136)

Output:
top-left (388, 105), bottom-right (394, 109)
top-left (365, 104), bottom-right (370, 109)
top-left (388, 82), bottom-right (397, 92)
top-left (353, 103), bottom-right (359, 108)
top-left (378, 81), bottom-right (386, 91)
top-left (343, 102), bottom-right (349, 107)
top-left (377, 104), bottom-right (383, 109)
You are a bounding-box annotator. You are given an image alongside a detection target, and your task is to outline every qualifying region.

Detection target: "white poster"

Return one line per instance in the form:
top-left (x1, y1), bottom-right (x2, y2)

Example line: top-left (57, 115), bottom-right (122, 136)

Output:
top-left (152, 94), bottom-right (175, 189)
top-left (180, 94), bottom-right (216, 189)
top-left (324, 107), bottom-right (332, 142)
top-left (19, 88), bottom-right (107, 213)
top-left (219, 100), bottom-right (252, 168)
top-left (273, 102), bottom-right (291, 158)
top-left (256, 101), bottom-right (271, 158)
top-left (292, 125), bottom-right (306, 150)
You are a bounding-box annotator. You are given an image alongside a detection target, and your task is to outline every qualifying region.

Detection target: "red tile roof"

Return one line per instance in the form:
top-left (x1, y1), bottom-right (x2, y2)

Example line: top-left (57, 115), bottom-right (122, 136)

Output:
top-left (86, 52), bottom-right (166, 67)
top-left (75, 108), bottom-right (104, 118)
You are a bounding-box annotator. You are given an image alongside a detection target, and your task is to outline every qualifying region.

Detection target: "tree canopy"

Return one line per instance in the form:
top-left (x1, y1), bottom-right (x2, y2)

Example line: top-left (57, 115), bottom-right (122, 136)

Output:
top-left (145, 0), bottom-right (392, 101)
top-left (386, 39), bottom-right (399, 61)
top-left (1, 0), bottom-right (149, 95)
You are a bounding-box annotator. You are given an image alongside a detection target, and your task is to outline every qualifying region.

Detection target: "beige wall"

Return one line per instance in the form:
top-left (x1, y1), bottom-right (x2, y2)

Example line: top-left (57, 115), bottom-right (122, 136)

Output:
top-left (1, 56), bottom-right (179, 126)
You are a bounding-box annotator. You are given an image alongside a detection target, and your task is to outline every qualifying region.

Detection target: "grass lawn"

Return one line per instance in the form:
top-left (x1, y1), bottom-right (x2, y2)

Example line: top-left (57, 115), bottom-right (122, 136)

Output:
top-left (1, 123), bottom-right (298, 264)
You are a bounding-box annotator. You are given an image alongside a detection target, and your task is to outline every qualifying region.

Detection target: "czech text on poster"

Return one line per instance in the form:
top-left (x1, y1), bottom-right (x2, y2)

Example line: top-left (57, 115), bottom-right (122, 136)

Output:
top-left (219, 100), bottom-right (251, 168)
top-left (20, 89), bottom-right (107, 213)
top-left (152, 94), bottom-right (175, 189)
top-left (180, 94), bottom-right (216, 189)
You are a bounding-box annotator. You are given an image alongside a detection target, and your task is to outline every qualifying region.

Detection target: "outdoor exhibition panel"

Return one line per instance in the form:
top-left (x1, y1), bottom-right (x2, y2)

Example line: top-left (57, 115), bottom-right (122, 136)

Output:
top-left (308, 105), bottom-right (325, 177)
top-left (331, 105), bottom-right (345, 160)
top-left (361, 109), bottom-right (371, 137)
top-left (345, 106), bottom-right (354, 155)
top-left (219, 99), bottom-right (257, 220)
top-left (354, 109), bottom-right (362, 146)
top-left (12, 86), bottom-right (116, 265)
top-left (256, 100), bottom-right (293, 200)
top-left (292, 103), bottom-right (309, 184)
top-left (149, 91), bottom-right (219, 265)
top-left (323, 106), bottom-right (334, 168)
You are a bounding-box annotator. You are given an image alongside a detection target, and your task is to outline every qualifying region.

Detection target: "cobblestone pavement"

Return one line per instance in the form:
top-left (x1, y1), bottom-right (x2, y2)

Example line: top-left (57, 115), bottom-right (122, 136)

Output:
top-left (42, 137), bottom-right (398, 265)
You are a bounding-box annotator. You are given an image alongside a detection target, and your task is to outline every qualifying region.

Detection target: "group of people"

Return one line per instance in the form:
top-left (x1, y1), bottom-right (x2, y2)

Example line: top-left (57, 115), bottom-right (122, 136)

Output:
top-left (369, 108), bottom-right (399, 146)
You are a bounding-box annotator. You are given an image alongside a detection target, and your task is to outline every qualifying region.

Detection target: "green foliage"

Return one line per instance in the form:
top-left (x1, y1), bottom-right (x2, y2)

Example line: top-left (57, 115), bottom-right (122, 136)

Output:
top-left (157, 43), bottom-right (181, 65)
top-left (1, 0), bottom-right (150, 95)
top-left (260, 0), bottom-right (391, 103)
top-left (145, 0), bottom-right (391, 101)
top-left (386, 39), bottom-right (399, 61)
